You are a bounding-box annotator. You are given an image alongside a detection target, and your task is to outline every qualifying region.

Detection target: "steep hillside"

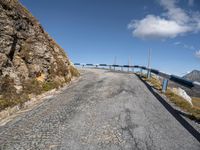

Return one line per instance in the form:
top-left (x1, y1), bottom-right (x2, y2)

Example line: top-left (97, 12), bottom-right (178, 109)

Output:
top-left (183, 70), bottom-right (200, 82)
top-left (0, 0), bottom-right (79, 110)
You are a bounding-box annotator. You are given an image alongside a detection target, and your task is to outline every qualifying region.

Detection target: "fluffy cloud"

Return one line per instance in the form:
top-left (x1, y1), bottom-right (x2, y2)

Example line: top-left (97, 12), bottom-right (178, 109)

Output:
top-left (128, 15), bottom-right (191, 39)
top-left (128, 0), bottom-right (200, 39)
top-left (195, 50), bottom-right (200, 58)
top-left (159, 0), bottom-right (190, 24)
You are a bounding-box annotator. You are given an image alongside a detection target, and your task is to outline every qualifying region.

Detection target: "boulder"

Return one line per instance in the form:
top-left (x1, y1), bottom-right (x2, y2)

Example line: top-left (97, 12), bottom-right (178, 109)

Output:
top-left (172, 88), bottom-right (193, 106)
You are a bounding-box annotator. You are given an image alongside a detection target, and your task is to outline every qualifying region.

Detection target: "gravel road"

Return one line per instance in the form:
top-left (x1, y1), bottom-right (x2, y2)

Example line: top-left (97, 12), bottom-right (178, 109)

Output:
top-left (0, 69), bottom-right (199, 150)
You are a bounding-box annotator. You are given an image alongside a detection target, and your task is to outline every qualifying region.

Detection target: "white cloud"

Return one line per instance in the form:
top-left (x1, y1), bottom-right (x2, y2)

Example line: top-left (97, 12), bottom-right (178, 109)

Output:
top-left (187, 70), bottom-right (191, 74)
top-left (174, 41), bottom-right (195, 50)
top-left (195, 50), bottom-right (200, 58)
top-left (128, 15), bottom-right (191, 39)
top-left (191, 11), bottom-right (200, 31)
top-left (159, 0), bottom-right (190, 24)
top-left (128, 0), bottom-right (200, 39)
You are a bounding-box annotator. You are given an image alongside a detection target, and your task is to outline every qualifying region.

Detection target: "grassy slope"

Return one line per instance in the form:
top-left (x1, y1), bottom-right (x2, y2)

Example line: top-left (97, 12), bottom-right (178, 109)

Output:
top-left (140, 74), bottom-right (200, 121)
top-left (0, 72), bottom-right (79, 111)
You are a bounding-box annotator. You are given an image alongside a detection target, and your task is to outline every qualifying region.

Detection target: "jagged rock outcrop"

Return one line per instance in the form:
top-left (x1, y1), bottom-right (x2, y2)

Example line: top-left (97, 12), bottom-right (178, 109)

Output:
top-left (0, 0), bottom-right (79, 110)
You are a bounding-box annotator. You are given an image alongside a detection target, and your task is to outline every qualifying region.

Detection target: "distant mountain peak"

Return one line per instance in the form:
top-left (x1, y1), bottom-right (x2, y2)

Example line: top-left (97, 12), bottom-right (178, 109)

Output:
top-left (187, 69), bottom-right (199, 73)
top-left (183, 70), bottom-right (200, 82)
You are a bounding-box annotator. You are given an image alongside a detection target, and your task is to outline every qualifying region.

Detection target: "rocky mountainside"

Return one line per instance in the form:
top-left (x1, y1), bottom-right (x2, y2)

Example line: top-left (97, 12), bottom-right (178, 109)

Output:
top-left (183, 70), bottom-right (200, 82)
top-left (0, 0), bottom-right (79, 110)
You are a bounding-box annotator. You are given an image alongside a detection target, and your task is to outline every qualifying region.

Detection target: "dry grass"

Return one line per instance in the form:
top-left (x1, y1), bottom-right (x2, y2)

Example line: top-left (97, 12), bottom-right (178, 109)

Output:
top-left (69, 65), bottom-right (80, 77)
top-left (0, 78), bottom-right (64, 111)
top-left (192, 97), bottom-right (200, 110)
top-left (0, 63), bottom-right (80, 111)
top-left (0, 95), bottom-right (29, 111)
top-left (145, 77), bottom-right (162, 91)
top-left (165, 90), bottom-right (200, 120)
top-left (140, 73), bottom-right (162, 91)
top-left (141, 74), bottom-right (200, 121)
top-left (42, 81), bottom-right (60, 92)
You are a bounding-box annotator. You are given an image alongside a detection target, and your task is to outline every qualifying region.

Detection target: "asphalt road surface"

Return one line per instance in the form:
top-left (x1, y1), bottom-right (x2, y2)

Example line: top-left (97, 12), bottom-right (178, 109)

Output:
top-left (0, 69), bottom-right (199, 150)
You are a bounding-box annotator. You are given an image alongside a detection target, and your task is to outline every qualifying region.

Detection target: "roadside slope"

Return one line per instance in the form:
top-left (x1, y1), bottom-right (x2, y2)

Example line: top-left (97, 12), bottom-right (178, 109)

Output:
top-left (0, 0), bottom-right (79, 111)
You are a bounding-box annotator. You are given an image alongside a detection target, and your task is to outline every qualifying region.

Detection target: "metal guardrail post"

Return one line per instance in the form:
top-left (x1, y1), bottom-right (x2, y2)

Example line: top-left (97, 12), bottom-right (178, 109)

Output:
top-left (147, 70), bottom-right (151, 79)
top-left (109, 65), bottom-right (111, 70)
top-left (162, 78), bottom-right (168, 93)
top-left (121, 66), bottom-right (123, 71)
top-left (132, 67), bottom-right (134, 73)
top-left (140, 68), bottom-right (143, 76)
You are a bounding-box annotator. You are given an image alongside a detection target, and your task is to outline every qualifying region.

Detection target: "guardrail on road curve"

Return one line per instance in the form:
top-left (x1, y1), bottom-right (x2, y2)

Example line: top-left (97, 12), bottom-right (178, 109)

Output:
top-left (74, 63), bottom-right (200, 93)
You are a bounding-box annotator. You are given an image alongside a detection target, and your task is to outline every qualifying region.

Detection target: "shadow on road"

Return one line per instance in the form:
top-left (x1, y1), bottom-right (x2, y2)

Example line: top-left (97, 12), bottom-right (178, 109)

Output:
top-left (137, 75), bottom-right (200, 143)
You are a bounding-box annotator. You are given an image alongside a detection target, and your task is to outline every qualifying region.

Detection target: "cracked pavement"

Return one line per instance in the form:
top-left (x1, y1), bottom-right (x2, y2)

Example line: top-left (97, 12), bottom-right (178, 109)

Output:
top-left (0, 69), bottom-right (199, 150)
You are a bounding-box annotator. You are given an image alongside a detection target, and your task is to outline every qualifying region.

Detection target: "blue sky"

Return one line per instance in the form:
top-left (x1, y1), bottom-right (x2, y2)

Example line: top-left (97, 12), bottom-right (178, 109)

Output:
top-left (19, 0), bottom-right (200, 76)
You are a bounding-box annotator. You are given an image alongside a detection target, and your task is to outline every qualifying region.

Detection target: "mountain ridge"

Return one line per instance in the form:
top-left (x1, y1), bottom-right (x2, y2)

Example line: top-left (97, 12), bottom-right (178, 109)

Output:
top-left (183, 70), bottom-right (200, 82)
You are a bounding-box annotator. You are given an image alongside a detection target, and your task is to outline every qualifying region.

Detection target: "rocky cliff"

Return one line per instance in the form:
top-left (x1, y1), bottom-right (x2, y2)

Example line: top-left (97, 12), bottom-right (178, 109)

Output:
top-left (0, 0), bottom-right (79, 110)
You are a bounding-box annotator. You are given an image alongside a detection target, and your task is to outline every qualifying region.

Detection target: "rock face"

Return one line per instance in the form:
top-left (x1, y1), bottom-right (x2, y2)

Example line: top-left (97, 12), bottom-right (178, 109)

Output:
top-left (0, 0), bottom-right (79, 110)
